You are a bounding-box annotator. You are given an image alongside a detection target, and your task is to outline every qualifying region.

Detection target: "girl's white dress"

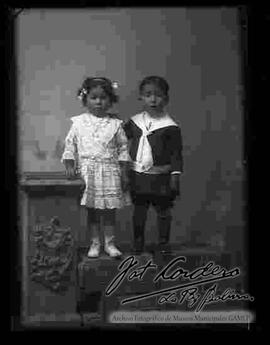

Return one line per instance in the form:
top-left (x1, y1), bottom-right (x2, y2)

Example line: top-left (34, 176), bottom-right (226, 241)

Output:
top-left (61, 113), bottom-right (131, 209)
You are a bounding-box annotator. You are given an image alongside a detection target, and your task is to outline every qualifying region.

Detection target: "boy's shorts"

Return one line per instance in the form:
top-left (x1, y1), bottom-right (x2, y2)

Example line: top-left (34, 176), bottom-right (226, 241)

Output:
top-left (129, 171), bottom-right (176, 208)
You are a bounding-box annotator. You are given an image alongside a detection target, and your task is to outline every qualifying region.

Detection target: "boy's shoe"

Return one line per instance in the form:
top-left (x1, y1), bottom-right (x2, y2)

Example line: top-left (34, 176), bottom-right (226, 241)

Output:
top-left (157, 240), bottom-right (170, 253)
top-left (87, 239), bottom-right (101, 258)
top-left (104, 237), bottom-right (122, 258)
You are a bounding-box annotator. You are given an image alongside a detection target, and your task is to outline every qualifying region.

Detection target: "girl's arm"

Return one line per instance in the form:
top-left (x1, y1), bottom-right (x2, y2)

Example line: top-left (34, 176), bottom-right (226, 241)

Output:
top-left (116, 123), bottom-right (131, 191)
top-left (116, 123), bottom-right (131, 163)
top-left (61, 124), bottom-right (78, 178)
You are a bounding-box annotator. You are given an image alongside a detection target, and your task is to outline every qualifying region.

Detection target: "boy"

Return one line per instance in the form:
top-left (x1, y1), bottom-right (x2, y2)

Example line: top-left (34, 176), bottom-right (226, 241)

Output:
top-left (124, 76), bottom-right (183, 253)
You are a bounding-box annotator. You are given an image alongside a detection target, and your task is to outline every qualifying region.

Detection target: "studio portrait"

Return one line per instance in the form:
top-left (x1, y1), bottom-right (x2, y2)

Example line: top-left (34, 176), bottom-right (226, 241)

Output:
top-left (15, 7), bottom-right (253, 330)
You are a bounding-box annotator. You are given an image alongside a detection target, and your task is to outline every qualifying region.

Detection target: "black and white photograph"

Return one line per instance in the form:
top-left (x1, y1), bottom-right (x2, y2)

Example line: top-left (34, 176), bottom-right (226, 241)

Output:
top-left (6, 5), bottom-right (263, 331)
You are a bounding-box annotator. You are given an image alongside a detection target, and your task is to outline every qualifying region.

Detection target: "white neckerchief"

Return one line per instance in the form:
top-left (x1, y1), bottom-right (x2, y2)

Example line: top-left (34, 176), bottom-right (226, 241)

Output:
top-left (131, 111), bottom-right (178, 172)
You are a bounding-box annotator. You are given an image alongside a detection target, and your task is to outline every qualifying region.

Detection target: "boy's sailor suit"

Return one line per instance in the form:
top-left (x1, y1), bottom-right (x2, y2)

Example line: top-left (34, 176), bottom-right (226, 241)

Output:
top-left (123, 111), bottom-right (183, 250)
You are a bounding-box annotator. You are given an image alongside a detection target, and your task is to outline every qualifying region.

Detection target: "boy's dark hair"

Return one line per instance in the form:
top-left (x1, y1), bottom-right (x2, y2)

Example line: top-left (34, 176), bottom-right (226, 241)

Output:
top-left (77, 77), bottom-right (119, 106)
top-left (139, 76), bottom-right (170, 98)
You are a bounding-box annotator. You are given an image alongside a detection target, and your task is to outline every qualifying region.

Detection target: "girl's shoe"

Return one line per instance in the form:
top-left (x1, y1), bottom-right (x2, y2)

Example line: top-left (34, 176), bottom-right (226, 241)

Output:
top-left (87, 239), bottom-right (101, 258)
top-left (104, 237), bottom-right (122, 258)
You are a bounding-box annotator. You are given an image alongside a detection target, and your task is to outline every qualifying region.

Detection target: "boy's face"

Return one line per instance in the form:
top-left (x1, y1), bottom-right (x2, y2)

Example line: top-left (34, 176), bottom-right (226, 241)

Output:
top-left (140, 83), bottom-right (168, 116)
top-left (85, 86), bottom-right (111, 117)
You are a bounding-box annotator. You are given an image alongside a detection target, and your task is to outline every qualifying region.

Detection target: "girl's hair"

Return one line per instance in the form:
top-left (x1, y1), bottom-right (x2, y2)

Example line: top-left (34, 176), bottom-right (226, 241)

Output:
top-left (139, 76), bottom-right (170, 99)
top-left (77, 77), bottom-right (119, 106)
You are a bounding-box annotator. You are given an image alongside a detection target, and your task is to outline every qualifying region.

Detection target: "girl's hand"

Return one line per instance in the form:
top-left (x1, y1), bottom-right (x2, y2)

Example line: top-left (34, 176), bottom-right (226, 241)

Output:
top-left (170, 174), bottom-right (180, 198)
top-left (64, 159), bottom-right (76, 179)
top-left (66, 166), bottom-right (76, 179)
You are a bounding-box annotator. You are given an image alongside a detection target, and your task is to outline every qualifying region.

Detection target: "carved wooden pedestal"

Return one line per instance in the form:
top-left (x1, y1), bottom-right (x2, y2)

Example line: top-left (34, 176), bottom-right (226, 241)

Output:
top-left (77, 248), bottom-right (157, 327)
top-left (20, 172), bottom-right (86, 327)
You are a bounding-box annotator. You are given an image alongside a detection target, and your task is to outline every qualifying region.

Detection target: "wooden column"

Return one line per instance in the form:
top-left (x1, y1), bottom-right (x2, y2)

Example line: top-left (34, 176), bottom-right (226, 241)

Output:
top-left (20, 172), bottom-right (86, 326)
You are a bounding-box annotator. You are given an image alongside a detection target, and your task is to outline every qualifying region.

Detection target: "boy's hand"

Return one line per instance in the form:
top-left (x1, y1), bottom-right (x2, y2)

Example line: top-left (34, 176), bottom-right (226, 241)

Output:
top-left (170, 174), bottom-right (180, 197)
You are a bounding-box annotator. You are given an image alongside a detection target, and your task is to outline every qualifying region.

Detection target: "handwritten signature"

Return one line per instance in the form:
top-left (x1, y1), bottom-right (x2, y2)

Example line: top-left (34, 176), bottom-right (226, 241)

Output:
top-left (105, 256), bottom-right (254, 311)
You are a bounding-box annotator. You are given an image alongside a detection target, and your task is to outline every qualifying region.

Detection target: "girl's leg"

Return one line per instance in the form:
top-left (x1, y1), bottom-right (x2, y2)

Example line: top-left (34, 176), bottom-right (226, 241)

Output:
top-left (87, 208), bottom-right (101, 238)
top-left (102, 209), bottom-right (122, 257)
top-left (87, 208), bottom-right (102, 257)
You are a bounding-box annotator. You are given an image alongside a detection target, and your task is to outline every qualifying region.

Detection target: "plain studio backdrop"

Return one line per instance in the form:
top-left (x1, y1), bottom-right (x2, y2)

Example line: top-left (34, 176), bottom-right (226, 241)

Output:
top-left (18, 8), bottom-right (244, 256)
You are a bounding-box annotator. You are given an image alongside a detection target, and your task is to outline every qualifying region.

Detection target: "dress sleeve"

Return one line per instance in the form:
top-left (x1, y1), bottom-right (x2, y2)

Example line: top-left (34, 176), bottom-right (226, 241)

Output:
top-left (115, 122), bottom-right (131, 162)
top-left (61, 123), bottom-right (78, 163)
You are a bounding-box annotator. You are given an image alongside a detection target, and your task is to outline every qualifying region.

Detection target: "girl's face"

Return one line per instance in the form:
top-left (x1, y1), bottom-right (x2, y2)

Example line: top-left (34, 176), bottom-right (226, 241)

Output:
top-left (85, 86), bottom-right (111, 117)
top-left (140, 83), bottom-right (168, 116)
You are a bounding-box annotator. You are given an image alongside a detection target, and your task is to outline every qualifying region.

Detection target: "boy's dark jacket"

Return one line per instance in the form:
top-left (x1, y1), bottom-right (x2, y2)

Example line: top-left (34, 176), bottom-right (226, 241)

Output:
top-left (123, 115), bottom-right (183, 173)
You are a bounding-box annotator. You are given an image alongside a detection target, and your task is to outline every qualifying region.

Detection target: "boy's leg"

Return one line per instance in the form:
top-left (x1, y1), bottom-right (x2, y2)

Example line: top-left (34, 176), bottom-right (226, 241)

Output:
top-left (102, 209), bottom-right (122, 258)
top-left (153, 198), bottom-right (172, 247)
top-left (129, 171), bottom-right (150, 253)
top-left (132, 196), bottom-right (150, 253)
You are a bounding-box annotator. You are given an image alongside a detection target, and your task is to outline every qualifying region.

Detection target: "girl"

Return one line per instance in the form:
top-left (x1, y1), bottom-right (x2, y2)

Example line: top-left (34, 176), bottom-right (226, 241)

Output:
top-left (61, 77), bottom-right (131, 258)
top-left (123, 76), bottom-right (183, 253)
